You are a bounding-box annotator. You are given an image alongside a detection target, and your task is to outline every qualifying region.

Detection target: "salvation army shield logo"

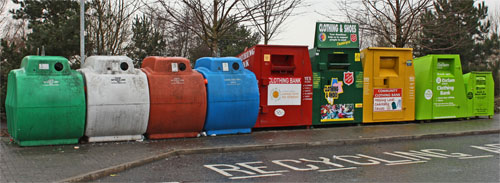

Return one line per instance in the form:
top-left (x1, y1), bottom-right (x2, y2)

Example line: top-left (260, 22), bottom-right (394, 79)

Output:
top-left (343, 72), bottom-right (354, 86)
top-left (350, 34), bottom-right (357, 42)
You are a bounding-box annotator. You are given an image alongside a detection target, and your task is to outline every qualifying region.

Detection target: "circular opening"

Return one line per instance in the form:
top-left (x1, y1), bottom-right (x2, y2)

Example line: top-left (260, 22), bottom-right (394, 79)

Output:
top-left (179, 63), bottom-right (186, 71)
top-left (120, 62), bottom-right (129, 71)
top-left (54, 62), bottom-right (64, 71)
top-left (107, 67), bottom-right (111, 71)
top-left (232, 62), bottom-right (239, 70)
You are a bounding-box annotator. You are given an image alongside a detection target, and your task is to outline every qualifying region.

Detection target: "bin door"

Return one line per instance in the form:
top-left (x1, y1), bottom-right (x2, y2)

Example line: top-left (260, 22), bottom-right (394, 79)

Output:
top-left (432, 58), bottom-right (458, 118)
top-left (472, 75), bottom-right (488, 115)
top-left (260, 49), bottom-right (301, 115)
top-left (318, 52), bottom-right (353, 122)
top-left (372, 52), bottom-right (405, 120)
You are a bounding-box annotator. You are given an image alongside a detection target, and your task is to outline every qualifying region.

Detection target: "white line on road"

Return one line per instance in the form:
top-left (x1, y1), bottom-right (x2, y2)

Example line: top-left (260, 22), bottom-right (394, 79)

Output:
top-left (458, 155), bottom-right (494, 159)
top-left (386, 161), bottom-right (427, 166)
top-left (229, 173), bottom-right (282, 180)
top-left (318, 167), bottom-right (357, 172)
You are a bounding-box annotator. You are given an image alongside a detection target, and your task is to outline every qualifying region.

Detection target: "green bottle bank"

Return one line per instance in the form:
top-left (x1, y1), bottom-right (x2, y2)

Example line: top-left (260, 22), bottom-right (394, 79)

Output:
top-left (414, 54), bottom-right (468, 120)
top-left (5, 56), bottom-right (86, 146)
top-left (463, 71), bottom-right (494, 118)
top-left (309, 22), bottom-right (363, 125)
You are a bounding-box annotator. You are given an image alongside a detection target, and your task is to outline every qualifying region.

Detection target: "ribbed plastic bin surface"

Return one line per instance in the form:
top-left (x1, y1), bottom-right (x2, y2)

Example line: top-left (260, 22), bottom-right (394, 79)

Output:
top-left (194, 57), bottom-right (259, 135)
top-left (79, 56), bottom-right (149, 142)
top-left (5, 56), bottom-right (85, 146)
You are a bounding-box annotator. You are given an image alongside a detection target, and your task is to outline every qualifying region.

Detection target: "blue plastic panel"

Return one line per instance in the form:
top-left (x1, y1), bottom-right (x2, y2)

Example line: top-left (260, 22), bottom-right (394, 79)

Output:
top-left (195, 57), bottom-right (259, 135)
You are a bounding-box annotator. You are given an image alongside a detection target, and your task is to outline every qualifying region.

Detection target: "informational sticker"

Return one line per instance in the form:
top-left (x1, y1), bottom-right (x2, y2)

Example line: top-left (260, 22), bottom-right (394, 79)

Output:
top-left (302, 76), bottom-right (313, 101)
top-left (268, 77), bottom-right (301, 106)
top-left (473, 76), bottom-right (488, 113)
top-left (356, 72), bottom-right (363, 88)
top-left (406, 60), bottom-right (412, 66)
top-left (312, 72), bottom-right (321, 89)
top-left (320, 103), bottom-right (354, 122)
top-left (435, 75), bottom-right (456, 107)
top-left (343, 71), bottom-right (354, 86)
top-left (224, 78), bottom-right (241, 86)
top-left (424, 89), bottom-right (433, 100)
top-left (314, 22), bottom-right (359, 48)
top-left (274, 108), bottom-right (285, 117)
top-left (324, 78), bottom-right (343, 105)
top-left (355, 103), bottom-right (363, 108)
top-left (171, 63), bottom-right (178, 72)
top-left (111, 77), bottom-right (126, 84)
top-left (264, 54), bottom-right (271, 62)
top-left (355, 53), bottom-right (360, 62)
top-left (42, 79), bottom-right (59, 86)
top-left (222, 62), bottom-right (229, 71)
top-left (171, 77), bottom-right (184, 85)
top-left (363, 77), bottom-right (370, 95)
top-left (409, 76), bottom-right (415, 100)
top-left (39, 64), bottom-right (49, 70)
top-left (373, 88), bottom-right (402, 112)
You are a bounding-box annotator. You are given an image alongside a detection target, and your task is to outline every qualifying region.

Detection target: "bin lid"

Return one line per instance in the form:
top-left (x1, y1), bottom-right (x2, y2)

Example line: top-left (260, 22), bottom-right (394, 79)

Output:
top-left (21, 56), bottom-right (72, 75)
top-left (81, 56), bottom-right (137, 74)
top-left (142, 56), bottom-right (193, 74)
top-left (195, 57), bottom-right (244, 73)
top-left (365, 47), bottom-right (413, 51)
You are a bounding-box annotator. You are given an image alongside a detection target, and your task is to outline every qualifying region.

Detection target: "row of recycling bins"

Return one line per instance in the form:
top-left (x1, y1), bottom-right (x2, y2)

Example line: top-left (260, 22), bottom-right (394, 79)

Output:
top-left (5, 46), bottom-right (495, 146)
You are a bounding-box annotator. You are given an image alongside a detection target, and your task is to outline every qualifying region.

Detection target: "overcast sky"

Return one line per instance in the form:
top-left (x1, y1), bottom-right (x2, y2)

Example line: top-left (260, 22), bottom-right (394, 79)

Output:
top-left (270, 0), bottom-right (500, 48)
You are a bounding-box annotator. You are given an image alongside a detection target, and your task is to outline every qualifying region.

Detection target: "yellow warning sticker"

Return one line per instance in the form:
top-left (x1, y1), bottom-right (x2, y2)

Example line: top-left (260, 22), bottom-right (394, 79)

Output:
top-left (264, 54), bottom-right (271, 62)
top-left (355, 53), bottom-right (360, 62)
top-left (355, 103), bottom-right (363, 108)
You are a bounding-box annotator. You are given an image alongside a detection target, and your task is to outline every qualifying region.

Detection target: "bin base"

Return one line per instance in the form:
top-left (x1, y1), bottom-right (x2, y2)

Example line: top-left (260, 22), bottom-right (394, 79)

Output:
top-left (205, 128), bottom-right (251, 136)
top-left (16, 138), bottom-right (79, 147)
top-left (148, 132), bottom-right (199, 139)
top-left (87, 135), bottom-right (143, 142)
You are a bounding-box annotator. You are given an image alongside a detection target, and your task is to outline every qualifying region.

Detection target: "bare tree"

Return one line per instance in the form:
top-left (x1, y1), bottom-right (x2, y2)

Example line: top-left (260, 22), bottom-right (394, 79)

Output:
top-left (148, 0), bottom-right (257, 56)
top-left (0, 0), bottom-right (7, 26)
top-left (242, 0), bottom-right (303, 45)
top-left (489, 7), bottom-right (500, 36)
top-left (145, 5), bottom-right (195, 57)
top-left (327, 0), bottom-right (431, 48)
top-left (1, 0), bottom-right (28, 48)
top-left (86, 0), bottom-right (141, 55)
top-left (487, 8), bottom-right (500, 96)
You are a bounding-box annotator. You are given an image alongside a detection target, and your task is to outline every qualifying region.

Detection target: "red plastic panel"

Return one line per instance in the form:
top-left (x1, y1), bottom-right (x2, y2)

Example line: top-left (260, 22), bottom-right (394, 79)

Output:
top-left (238, 45), bottom-right (313, 128)
top-left (141, 57), bottom-right (207, 139)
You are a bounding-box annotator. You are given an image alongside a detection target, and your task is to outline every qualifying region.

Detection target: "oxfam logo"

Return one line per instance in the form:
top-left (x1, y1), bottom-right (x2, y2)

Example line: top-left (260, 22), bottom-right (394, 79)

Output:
top-left (319, 33), bottom-right (327, 42)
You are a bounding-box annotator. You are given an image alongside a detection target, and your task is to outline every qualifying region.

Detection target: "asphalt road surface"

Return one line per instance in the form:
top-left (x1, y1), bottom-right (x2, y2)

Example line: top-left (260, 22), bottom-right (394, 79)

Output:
top-left (96, 134), bottom-right (500, 182)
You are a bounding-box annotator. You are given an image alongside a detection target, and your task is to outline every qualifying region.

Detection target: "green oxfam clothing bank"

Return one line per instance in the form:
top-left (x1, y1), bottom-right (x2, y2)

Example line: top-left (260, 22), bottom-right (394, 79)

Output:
top-left (414, 54), bottom-right (468, 120)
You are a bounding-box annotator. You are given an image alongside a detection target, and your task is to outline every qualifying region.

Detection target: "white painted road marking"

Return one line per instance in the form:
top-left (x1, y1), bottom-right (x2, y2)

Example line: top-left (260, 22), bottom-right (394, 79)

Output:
top-left (229, 173), bottom-right (282, 180)
top-left (204, 143), bottom-right (499, 180)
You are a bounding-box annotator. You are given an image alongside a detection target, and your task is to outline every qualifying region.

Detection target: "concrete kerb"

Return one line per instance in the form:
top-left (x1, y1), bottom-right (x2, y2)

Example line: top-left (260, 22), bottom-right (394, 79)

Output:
top-left (58, 129), bottom-right (500, 182)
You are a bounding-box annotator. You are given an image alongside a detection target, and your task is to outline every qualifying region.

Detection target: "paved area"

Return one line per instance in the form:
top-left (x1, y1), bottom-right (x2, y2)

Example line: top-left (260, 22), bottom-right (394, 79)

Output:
top-left (0, 115), bottom-right (499, 182)
top-left (96, 134), bottom-right (500, 182)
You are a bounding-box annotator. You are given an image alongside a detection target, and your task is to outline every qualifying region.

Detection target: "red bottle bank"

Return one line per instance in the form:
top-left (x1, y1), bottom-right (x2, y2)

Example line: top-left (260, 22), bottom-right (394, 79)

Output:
top-left (141, 56), bottom-right (207, 139)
